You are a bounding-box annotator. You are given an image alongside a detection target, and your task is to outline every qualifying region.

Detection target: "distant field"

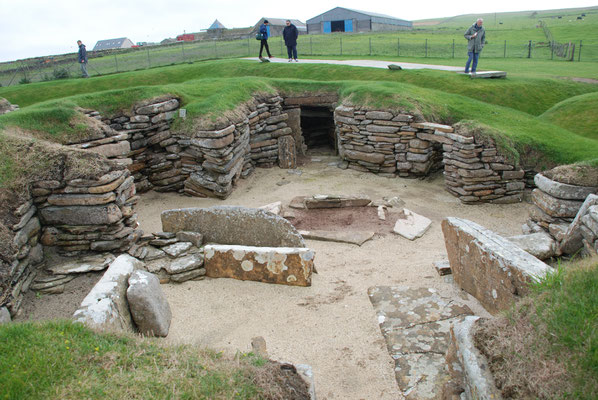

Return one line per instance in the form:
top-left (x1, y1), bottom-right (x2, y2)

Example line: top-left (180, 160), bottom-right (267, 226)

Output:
top-left (1, 6), bottom-right (596, 87)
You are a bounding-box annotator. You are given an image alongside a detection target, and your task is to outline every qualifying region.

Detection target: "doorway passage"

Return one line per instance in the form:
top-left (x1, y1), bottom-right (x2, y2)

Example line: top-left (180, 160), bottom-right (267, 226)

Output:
top-left (300, 106), bottom-right (336, 155)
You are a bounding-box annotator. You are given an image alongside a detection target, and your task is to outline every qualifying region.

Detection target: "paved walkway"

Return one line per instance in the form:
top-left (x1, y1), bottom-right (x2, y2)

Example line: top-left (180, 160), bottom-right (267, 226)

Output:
top-left (244, 57), bottom-right (465, 72)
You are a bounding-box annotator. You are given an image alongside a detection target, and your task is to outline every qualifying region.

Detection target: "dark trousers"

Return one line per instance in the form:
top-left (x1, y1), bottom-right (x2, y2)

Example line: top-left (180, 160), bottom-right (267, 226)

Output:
top-left (259, 39), bottom-right (271, 58)
top-left (286, 45), bottom-right (297, 60)
top-left (465, 51), bottom-right (480, 73)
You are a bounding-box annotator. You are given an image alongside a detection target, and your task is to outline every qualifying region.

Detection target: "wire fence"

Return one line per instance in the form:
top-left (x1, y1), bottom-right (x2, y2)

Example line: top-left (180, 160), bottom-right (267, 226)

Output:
top-left (1, 35), bottom-right (596, 87)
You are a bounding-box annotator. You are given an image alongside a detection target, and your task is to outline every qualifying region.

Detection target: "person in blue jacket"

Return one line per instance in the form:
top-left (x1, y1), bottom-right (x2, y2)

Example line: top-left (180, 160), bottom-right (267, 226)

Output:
top-left (77, 40), bottom-right (89, 78)
top-left (258, 20), bottom-right (273, 59)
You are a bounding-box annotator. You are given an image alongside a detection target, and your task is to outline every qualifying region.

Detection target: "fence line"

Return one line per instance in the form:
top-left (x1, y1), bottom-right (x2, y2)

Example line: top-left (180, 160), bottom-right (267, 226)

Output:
top-left (1, 36), bottom-right (596, 87)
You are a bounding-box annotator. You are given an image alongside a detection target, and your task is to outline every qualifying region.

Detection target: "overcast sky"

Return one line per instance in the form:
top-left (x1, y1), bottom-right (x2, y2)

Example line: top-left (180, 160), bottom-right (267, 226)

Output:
top-left (1, 0), bottom-right (595, 62)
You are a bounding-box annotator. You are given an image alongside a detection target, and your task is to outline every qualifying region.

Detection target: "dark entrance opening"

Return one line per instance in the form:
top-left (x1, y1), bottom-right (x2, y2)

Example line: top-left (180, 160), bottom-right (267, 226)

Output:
top-left (300, 106), bottom-right (336, 155)
top-left (331, 20), bottom-right (345, 32)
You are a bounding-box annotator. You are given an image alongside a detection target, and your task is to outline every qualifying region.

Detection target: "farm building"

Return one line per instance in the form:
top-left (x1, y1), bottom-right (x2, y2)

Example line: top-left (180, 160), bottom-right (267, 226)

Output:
top-left (92, 37), bottom-right (135, 51)
top-left (306, 7), bottom-right (412, 34)
top-left (252, 18), bottom-right (307, 38)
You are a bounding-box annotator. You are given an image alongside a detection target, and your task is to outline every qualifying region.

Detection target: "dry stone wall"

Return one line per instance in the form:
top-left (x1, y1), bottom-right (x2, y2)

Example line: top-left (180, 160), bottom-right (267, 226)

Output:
top-left (334, 106), bottom-right (526, 204)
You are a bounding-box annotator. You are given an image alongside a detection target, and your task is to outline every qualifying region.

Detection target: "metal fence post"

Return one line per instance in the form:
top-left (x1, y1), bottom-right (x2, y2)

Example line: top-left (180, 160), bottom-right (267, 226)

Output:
top-left (247, 38), bottom-right (250, 56)
top-left (181, 41), bottom-right (186, 60)
top-left (310, 36), bottom-right (313, 55)
top-left (578, 40), bottom-right (582, 61)
top-left (527, 40), bottom-right (532, 58)
top-left (397, 37), bottom-right (400, 57)
top-left (452, 39), bottom-right (455, 58)
top-left (504, 40), bottom-right (506, 58)
top-left (146, 47), bottom-right (151, 68)
top-left (114, 54), bottom-right (119, 72)
top-left (369, 37), bottom-right (372, 56)
top-left (425, 39), bottom-right (428, 58)
top-left (280, 37), bottom-right (283, 56)
top-left (340, 37), bottom-right (343, 55)
top-left (551, 41), bottom-right (554, 60)
top-left (214, 41), bottom-right (217, 58)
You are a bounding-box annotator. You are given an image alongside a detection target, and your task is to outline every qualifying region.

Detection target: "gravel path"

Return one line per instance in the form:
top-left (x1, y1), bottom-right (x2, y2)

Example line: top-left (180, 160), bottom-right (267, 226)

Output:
top-left (243, 57), bottom-right (465, 71)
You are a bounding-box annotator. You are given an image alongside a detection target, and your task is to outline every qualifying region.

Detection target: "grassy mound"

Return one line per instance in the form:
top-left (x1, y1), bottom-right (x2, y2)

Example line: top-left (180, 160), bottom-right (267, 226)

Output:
top-left (474, 257), bottom-right (598, 399)
top-left (540, 92), bottom-right (598, 140)
top-left (0, 320), bottom-right (309, 399)
top-left (1, 59), bottom-right (596, 116)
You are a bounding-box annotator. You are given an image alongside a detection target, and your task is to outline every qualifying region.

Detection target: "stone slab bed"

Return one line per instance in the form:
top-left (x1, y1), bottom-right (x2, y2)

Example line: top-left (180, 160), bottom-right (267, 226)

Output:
top-left (442, 217), bottom-right (553, 314)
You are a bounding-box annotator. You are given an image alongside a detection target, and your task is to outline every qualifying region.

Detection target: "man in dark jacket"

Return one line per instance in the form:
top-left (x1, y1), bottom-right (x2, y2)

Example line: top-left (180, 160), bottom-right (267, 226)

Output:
top-left (258, 20), bottom-right (273, 59)
top-left (77, 40), bottom-right (89, 78)
top-left (283, 20), bottom-right (299, 62)
top-left (464, 19), bottom-right (485, 74)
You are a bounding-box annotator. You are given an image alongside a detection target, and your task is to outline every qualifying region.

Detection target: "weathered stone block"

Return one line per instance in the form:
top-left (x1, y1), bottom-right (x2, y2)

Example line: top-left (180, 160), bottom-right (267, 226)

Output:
top-left (40, 204), bottom-right (123, 226)
top-left (127, 270), bottom-right (171, 337)
top-left (73, 254), bottom-right (144, 332)
top-left (532, 189), bottom-right (584, 218)
top-left (278, 135), bottom-right (296, 169)
top-left (204, 244), bottom-right (314, 287)
top-left (161, 206), bottom-right (305, 247)
top-left (442, 217), bottom-right (552, 314)
top-left (136, 99), bottom-right (179, 115)
top-left (89, 141), bottom-right (131, 158)
top-left (534, 173), bottom-right (597, 200)
top-left (560, 194), bottom-right (598, 254)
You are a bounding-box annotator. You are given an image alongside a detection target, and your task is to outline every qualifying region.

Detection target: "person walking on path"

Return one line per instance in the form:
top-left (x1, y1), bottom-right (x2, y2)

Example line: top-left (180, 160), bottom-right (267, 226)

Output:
top-left (258, 20), bottom-right (273, 59)
top-left (283, 20), bottom-right (299, 62)
top-left (464, 19), bottom-right (485, 74)
top-left (77, 40), bottom-right (89, 78)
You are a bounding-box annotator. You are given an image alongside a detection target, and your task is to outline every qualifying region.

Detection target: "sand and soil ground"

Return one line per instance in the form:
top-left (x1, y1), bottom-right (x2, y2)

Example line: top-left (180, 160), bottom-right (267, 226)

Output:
top-left (18, 153), bottom-right (532, 399)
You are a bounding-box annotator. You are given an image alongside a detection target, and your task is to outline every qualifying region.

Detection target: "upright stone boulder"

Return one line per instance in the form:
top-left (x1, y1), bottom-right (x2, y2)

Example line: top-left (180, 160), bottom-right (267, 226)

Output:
top-left (161, 206), bottom-right (306, 247)
top-left (73, 254), bottom-right (144, 332)
top-left (127, 270), bottom-right (172, 337)
top-left (441, 217), bottom-right (552, 314)
top-left (560, 194), bottom-right (598, 255)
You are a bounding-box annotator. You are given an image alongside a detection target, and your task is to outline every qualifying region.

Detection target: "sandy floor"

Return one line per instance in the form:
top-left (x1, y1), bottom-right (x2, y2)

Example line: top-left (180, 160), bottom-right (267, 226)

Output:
top-left (135, 154), bottom-right (531, 400)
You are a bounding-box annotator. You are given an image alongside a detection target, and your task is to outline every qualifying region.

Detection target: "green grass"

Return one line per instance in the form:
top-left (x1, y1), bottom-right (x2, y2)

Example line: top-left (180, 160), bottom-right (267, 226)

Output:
top-left (540, 92), bottom-right (598, 139)
top-left (1, 59), bottom-right (598, 169)
top-left (1, 59), bottom-right (596, 115)
top-left (475, 258), bottom-right (598, 399)
top-left (0, 320), bottom-right (275, 400)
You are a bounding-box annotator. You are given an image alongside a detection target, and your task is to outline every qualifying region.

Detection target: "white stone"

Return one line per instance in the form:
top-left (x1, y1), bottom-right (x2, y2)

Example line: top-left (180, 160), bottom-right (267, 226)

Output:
top-left (162, 242), bottom-right (192, 258)
top-left (258, 201), bottom-right (282, 215)
top-left (507, 232), bottom-right (557, 260)
top-left (165, 253), bottom-right (204, 274)
top-left (393, 209), bottom-right (432, 240)
top-left (127, 270), bottom-right (171, 337)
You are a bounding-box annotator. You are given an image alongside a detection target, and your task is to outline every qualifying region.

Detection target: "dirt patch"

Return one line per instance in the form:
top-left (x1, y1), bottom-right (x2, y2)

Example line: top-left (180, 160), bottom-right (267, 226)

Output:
top-left (253, 362), bottom-right (311, 400)
top-left (288, 206), bottom-right (399, 235)
top-left (543, 163), bottom-right (598, 187)
top-left (562, 77), bottom-right (598, 85)
top-left (14, 271), bottom-right (103, 321)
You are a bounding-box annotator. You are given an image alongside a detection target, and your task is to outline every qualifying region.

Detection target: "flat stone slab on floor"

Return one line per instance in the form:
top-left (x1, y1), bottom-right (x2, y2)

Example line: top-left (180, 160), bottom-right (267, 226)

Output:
top-left (460, 71), bottom-right (507, 79)
top-left (46, 253), bottom-right (115, 275)
top-left (298, 230), bottom-right (374, 246)
top-left (393, 209), bottom-right (432, 240)
top-left (368, 286), bottom-right (473, 399)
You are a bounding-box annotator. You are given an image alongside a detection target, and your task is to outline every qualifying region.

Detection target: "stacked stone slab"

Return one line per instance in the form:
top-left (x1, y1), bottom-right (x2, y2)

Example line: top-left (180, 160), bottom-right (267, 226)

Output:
top-left (528, 172), bottom-right (597, 233)
top-left (334, 106), bottom-right (526, 203)
top-left (37, 168), bottom-right (141, 255)
top-left (0, 97), bottom-right (19, 115)
top-left (4, 198), bottom-right (44, 316)
top-left (248, 96), bottom-right (296, 169)
top-left (129, 231), bottom-right (206, 283)
top-left (558, 194), bottom-right (598, 257)
top-left (72, 99), bottom-right (182, 194)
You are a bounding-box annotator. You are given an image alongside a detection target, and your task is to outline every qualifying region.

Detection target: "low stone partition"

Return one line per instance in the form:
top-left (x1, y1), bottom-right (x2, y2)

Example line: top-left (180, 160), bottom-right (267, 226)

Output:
top-left (334, 106), bottom-right (526, 204)
top-left (559, 194), bottom-right (598, 257)
top-left (204, 245), bottom-right (314, 287)
top-left (442, 217), bottom-right (553, 314)
top-left (161, 206), bottom-right (306, 248)
top-left (445, 316), bottom-right (503, 399)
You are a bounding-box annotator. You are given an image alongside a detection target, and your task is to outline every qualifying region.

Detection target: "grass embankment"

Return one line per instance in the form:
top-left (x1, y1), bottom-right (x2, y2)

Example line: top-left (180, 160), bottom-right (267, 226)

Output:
top-left (540, 92), bottom-right (598, 140)
top-left (1, 65), bottom-right (598, 172)
top-left (475, 258), bottom-right (598, 399)
top-left (0, 59), bottom-right (596, 115)
top-left (0, 320), bottom-right (304, 399)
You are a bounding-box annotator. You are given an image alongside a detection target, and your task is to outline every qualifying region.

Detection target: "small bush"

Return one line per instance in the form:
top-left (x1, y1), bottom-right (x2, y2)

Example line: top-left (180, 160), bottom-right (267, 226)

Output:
top-left (52, 68), bottom-right (71, 80)
top-left (18, 77), bottom-right (31, 85)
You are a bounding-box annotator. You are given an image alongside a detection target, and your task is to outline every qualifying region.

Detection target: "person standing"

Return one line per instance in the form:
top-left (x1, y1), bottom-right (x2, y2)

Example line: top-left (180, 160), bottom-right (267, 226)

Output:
top-left (77, 40), bottom-right (89, 78)
top-left (258, 20), bottom-right (273, 59)
top-left (464, 19), bottom-right (485, 74)
top-left (283, 20), bottom-right (299, 62)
